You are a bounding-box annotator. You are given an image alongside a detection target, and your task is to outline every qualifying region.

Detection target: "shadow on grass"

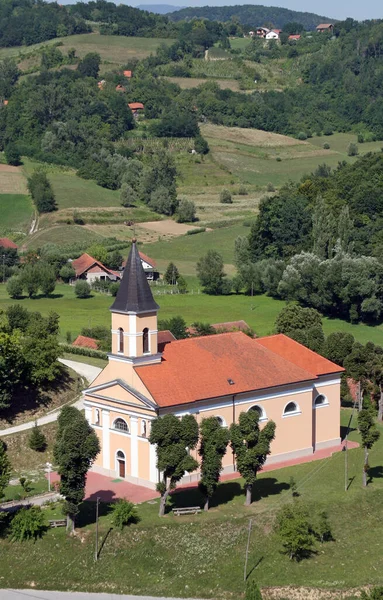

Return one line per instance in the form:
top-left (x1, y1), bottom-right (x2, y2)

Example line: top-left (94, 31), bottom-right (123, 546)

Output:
top-left (368, 465), bottom-right (383, 482)
top-left (33, 293), bottom-right (64, 300)
top-left (246, 556), bottom-right (263, 581)
top-left (252, 478), bottom-right (290, 502)
top-left (77, 497), bottom-right (114, 527)
top-left (340, 424), bottom-right (357, 440)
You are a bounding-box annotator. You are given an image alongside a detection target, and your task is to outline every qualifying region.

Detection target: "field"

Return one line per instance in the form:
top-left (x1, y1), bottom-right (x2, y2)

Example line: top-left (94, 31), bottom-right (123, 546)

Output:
top-left (1, 283), bottom-right (383, 346)
top-left (162, 75), bottom-right (243, 91)
top-left (1, 409), bottom-right (383, 596)
top-left (0, 34), bottom-right (175, 74)
top-left (0, 194), bottom-right (33, 234)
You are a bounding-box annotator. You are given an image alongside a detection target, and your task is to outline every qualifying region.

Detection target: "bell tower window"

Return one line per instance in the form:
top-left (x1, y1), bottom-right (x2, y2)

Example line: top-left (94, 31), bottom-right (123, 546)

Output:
top-left (118, 328), bottom-right (124, 353)
top-left (143, 327), bottom-right (149, 354)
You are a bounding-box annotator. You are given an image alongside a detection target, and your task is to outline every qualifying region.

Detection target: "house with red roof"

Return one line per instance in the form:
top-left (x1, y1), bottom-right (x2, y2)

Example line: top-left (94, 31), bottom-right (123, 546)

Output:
top-left (316, 23), bottom-right (334, 32)
top-left (266, 29), bottom-right (282, 40)
top-left (121, 251), bottom-right (159, 281)
top-left (83, 241), bottom-right (344, 489)
top-left (73, 335), bottom-right (99, 350)
top-left (0, 237), bottom-right (18, 249)
top-left (71, 253), bottom-right (121, 284)
top-left (288, 34), bottom-right (301, 41)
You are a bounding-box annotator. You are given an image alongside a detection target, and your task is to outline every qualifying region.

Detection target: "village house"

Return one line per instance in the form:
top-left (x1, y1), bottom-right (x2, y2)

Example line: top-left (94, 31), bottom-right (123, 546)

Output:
top-left (288, 34), bottom-right (301, 41)
top-left (266, 29), bottom-right (282, 40)
top-left (121, 251), bottom-right (159, 281)
top-left (72, 335), bottom-right (99, 350)
top-left (0, 237), bottom-right (18, 249)
top-left (255, 27), bottom-right (270, 38)
top-left (84, 241), bottom-right (344, 489)
top-left (316, 23), bottom-right (334, 33)
top-left (128, 102), bottom-right (145, 119)
top-left (70, 253), bottom-right (121, 284)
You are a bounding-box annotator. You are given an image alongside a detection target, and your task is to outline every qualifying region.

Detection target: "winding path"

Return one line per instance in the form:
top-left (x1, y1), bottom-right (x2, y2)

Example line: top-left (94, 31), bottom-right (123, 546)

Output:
top-left (0, 359), bottom-right (101, 438)
top-left (1, 592), bottom-right (206, 600)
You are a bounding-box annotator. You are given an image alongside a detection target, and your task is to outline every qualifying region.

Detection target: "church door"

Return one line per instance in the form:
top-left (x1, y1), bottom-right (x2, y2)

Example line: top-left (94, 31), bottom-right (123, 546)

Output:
top-left (117, 450), bottom-right (126, 478)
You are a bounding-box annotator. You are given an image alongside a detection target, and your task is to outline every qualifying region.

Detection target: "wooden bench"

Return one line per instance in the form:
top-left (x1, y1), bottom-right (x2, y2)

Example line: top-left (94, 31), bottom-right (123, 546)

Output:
top-left (172, 506), bottom-right (201, 516)
top-left (48, 519), bottom-right (66, 528)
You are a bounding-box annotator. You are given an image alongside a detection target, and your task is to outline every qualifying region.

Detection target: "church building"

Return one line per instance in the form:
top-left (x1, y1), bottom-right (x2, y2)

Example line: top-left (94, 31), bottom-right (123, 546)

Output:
top-left (84, 241), bottom-right (344, 489)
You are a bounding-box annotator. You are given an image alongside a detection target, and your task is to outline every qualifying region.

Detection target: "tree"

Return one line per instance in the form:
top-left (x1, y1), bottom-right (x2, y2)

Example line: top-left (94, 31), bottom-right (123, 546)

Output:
top-left (164, 262), bottom-right (180, 285)
top-left (20, 264), bottom-right (39, 298)
top-left (194, 134), bottom-right (209, 154)
top-left (77, 52), bottom-right (101, 78)
top-left (177, 275), bottom-right (188, 294)
top-left (316, 510), bottom-right (332, 543)
top-left (59, 264), bottom-right (75, 283)
top-left (348, 143), bottom-right (359, 156)
top-left (149, 414), bottom-right (199, 516)
top-left (275, 304), bottom-right (325, 354)
top-left (28, 423), bottom-right (47, 452)
top-left (245, 581), bottom-right (263, 600)
top-left (7, 276), bottom-right (23, 299)
top-left (220, 189), bottom-right (232, 204)
top-left (27, 169), bottom-right (57, 213)
top-left (38, 263), bottom-right (56, 296)
top-left (190, 322), bottom-right (215, 337)
top-left (158, 316), bottom-right (188, 339)
top-left (120, 183), bottom-right (137, 207)
top-left (75, 280), bottom-right (91, 299)
top-left (230, 410), bottom-right (276, 505)
top-left (0, 329), bottom-right (26, 410)
top-left (275, 502), bottom-right (315, 561)
top-left (358, 407), bottom-right (380, 487)
top-left (196, 250), bottom-right (226, 295)
top-left (0, 440), bottom-right (11, 498)
top-left (344, 342), bottom-right (371, 410)
top-left (86, 244), bottom-right (108, 265)
top-left (323, 332), bottom-right (354, 366)
top-left (10, 506), bottom-right (47, 542)
top-left (106, 250), bottom-right (123, 271)
top-left (0, 58), bottom-right (19, 100)
top-left (110, 498), bottom-right (139, 530)
top-left (198, 417), bottom-right (229, 510)
top-left (54, 406), bottom-right (100, 530)
top-left (176, 199), bottom-right (196, 223)
top-left (149, 186), bottom-right (179, 216)
top-left (4, 142), bottom-right (21, 166)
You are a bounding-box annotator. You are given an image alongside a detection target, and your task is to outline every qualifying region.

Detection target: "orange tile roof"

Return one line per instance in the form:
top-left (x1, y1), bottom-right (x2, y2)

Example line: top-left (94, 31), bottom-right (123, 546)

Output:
top-left (128, 102), bottom-right (144, 110)
top-left (158, 329), bottom-right (176, 353)
top-left (123, 70), bottom-right (132, 78)
top-left (73, 335), bottom-right (99, 350)
top-left (0, 237), bottom-right (18, 249)
top-left (122, 251), bottom-right (156, 269)
top-left (135, 331), bottom-right (322, 408)
top-left (256, 334), bottom-right (344, 377)
top-left (187, 320), bottom-right (251, 336)
top-left (71, 253), bottom-right (114, 277)
top-left (289, 34), bottom-right (301, 39)
top-left (316, 23), bottom-right (333, 29)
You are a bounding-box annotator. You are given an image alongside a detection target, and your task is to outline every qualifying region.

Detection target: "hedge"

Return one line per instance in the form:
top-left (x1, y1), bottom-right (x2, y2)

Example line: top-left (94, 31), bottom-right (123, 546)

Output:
top-left (60, 344), bottom-right (108, 360)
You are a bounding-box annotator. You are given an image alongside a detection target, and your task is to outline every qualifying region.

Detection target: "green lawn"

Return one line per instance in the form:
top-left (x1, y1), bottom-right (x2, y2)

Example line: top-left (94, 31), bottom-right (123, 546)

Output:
top-left (24, 225), bottom-right (104, 250)
top-left (1, 409), bottom-right (382, 595)
top-left (49, 172), bottom-right (121, 209)
top-left (1, 283), bottom-right (383, 346)
top-left (0, 194), bottom-right (34, 234)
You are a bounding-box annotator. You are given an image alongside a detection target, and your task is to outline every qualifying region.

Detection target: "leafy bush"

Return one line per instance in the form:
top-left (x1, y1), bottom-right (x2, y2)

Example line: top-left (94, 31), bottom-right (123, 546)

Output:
top-left (357, 133), bottom-right (364, 143)
top-left (219, 189), bottom-right (232, 204)
top-left (238, 185), bottom-right (248, 195)
top-left (109, 282), bottom-right (120, 296)
top-left (10, 506), bottom-right (47, 542)
top-left (110, 498), bottom-right (139, 531)
top-left (75, 281), bottom-right (91, 299)
top-left (176, 199), bottom-right (196, 223)
top-left (297, 131), bottom-right (307, 140)
top-left (194, 135), bottom-right (209, 154)
top-left (266, 182), bottom-right (275, 192)
top-left (59, 344), bottom-right (108, 360)
top-left (27, 168), bottom-right (57, 213)
top-left (323, 143), bottom-right (330, 149)
top-left (246, 581), bottom-right (263, 600)
top-left (5, 143), bottom-right (21, 166)
top-left (323, 128), bottom-right (333, 136)
top-left (59, 264), bottom-right (75, 283)
top-left (7, 276), bottom-right (23, 299)
top-left (275, 502), bottom-right (315, 561)
top-left (186, 227), bottom-right (206, 235)
top-left (276, 156), bottom-right (282, 162)
top-left (348, 143), bottom-right (359, 156)
top-left (28, 423), bottom-right (47, 452)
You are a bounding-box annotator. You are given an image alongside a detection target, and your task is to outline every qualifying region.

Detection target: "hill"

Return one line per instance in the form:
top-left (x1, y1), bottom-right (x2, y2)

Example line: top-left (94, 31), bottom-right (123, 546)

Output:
top-left (166, 4), bottom-right (334, 28)
top-left (136, 4), bottom-right (182, 13)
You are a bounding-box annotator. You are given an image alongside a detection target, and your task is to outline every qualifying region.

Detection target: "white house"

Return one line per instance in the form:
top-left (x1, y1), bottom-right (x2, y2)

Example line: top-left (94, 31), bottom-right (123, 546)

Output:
top-left (266, 30), bottom-right (282, 40)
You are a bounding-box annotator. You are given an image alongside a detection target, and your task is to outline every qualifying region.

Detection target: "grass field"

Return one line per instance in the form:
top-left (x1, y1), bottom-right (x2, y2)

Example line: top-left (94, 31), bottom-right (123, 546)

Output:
top-left (201, 126), bottom-right (383, 187)
top-left (162, 75), bottom-right (243, 91)
top-left (0, 34), bottom-right (175, 73)
top-left (24, 224), bottom-right (104, 250)
top-left (1, 409), bottom-right (382, 596)
top-left (0, 194), bottom-right (34, 234)
top-left (49, 172), bottom-right (121, 209)
top-left (1, 283), bottom-right (382, 346)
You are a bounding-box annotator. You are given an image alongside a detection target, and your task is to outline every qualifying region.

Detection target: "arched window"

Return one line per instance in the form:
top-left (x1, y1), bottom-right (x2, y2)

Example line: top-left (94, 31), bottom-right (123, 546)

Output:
top-left (116, 450), bottom-right (126, 478)
top-left (117, 450), bottom-right (125, 459)
top-left (283, 402), bottom-right (299, 416)
top-left (215, 416), bottom-right (226, 427)
top-left (314, 394), bottom-right (328, 407)
top-left (141, 419), bottom-right (147, 437)
top-left (118, 328), bottom-right (124, 353)
top-left (248, 405), bottom-right (265, 419)
top-left (143, 327), bottom-right (149, 353)
top-left (113, 418), bottom-right (129, 433)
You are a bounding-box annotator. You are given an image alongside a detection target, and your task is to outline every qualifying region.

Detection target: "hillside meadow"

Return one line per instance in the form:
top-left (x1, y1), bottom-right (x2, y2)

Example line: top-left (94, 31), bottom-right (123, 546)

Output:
top-left (1, 410), bottom-right (383, 596)
top-left (0, 283), bottom-right (382, 346)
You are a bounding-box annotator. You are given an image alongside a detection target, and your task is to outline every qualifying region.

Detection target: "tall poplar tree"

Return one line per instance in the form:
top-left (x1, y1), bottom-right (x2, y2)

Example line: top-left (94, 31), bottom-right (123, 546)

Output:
top-left (198, 417), bottom-right (229, 511)
top-left (358, 407), bottom-right (380, 487)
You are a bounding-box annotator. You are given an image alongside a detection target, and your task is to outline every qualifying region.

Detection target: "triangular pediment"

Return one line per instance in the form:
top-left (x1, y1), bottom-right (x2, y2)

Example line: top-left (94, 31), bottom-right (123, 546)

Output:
top-left (84, 378), bottom-right (157, 411)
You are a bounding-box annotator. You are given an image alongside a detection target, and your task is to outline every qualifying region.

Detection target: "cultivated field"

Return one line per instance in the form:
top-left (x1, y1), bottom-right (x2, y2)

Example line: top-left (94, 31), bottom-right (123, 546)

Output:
top-left (200, 124), bottom-right (308, 147)
top-left (1, 410), bottom-right (383, 595)
top-left (0, 164), bottom-right (28, 194)
top-left (162, 76), bottom-right (243, 91)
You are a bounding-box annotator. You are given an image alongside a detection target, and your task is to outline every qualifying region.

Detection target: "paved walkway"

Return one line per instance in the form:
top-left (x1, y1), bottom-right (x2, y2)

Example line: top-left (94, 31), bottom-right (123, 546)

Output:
top-left (1, 591), bottom-right (206, 600)
top-left (0, 360), bottom-right (101, 438)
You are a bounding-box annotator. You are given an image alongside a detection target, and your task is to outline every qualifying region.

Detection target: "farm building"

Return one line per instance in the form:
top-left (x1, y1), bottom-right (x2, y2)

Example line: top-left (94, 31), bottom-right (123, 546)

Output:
top-left (255, 27), bottom-right (269, 37)
top-left (128, 102), bottom-right (144, 118)
top-left (266, 29), bottom-right (282, 40)
top-left (70, 253), bottom-right (121, 284)
top-left (72, 335), bottom-right (99, 350)
top-left (288, 34), bottom-right (301, 41)
top-left (316, 23), bottom-right (334, 32)
top-left (121, 251), bottom-right (159, 281)
top-left (84, 241), bottom-right (343, 489)
top-left (0, 237), bottom-right (18, 249)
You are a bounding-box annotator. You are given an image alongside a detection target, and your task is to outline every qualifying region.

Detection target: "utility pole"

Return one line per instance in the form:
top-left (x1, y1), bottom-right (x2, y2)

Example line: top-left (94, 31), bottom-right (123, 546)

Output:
top-left (344, 438), bottom-right (348, 492)
top-left (2, 254), bottom-right (5, 284)
top-left (45, 462), bottom-right (52, 492)
top-left (243, 518), bottom-right (252, 582)
top-left (95, 496), bottom-right (100, 561)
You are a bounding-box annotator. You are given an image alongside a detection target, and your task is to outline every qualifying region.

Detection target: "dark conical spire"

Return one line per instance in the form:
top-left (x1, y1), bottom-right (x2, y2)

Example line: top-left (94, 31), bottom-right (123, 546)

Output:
top-left (110, 240), bottom-right (159, 314)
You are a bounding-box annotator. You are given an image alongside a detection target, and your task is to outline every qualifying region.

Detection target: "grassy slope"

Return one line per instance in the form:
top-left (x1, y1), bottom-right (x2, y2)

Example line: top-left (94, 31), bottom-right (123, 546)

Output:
top-left (0, 194), bottom-right (34, 233)
top-left (1, 283), bottom-right (382, 345)
top-left (1, 410), bottom-right (383, 595)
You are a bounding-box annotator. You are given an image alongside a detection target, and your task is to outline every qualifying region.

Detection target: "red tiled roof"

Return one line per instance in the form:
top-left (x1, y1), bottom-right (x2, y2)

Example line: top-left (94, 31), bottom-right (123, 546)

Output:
top-left (128, 102), bottom-right (144, 110)
top-left (71, 253), bottom-right (114, 278)
top-left (316, 23), bottom-right (333, 29)
top-left (187, 320), bottom-right (251, 336)
top-left (123, 70), bottom-right (132, 78)
top-left (256, 334), bottom-right (344, 377)
top-left (72, 335), bottom-right (99, 350)
top-left (0, 237), bottom-right (18, 249)
top-left (135, 331), bottom-right (320, 408)
top-left (122, 251), bottom-right (156, 269)
top-left (289, 34), bottom-right (301, 39)
top-left (158, 329), bottom-right (176, 353)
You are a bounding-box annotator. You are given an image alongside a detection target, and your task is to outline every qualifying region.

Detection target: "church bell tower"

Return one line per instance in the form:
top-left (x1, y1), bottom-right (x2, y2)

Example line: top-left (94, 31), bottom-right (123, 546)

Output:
top-left (109, 239), bottom-right (161, 365)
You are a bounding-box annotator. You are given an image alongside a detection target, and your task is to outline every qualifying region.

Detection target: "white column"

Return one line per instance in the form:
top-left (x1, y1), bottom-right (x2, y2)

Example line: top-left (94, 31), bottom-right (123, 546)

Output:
top-left (85, 405), bottom-right (92, 425)
top-left (130, 416), bottom-right (138, 477)
top-left (129, 314), bottom-right (137, 357)
top-left (149, 441), bottom-right (157, 484)
top-left (102, 409), bottom-right (110, 470)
